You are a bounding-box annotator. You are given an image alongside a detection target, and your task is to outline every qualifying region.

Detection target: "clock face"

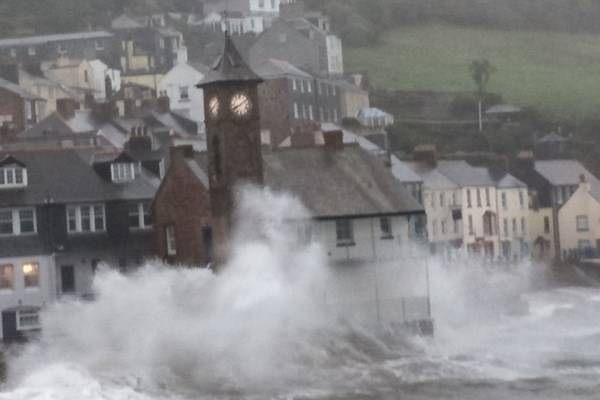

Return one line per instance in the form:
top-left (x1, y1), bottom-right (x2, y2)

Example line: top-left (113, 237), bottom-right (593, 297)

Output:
top-left (230, 92), bottom-right (252, 117)
top-left (208, 96), bottom-right (220, 118)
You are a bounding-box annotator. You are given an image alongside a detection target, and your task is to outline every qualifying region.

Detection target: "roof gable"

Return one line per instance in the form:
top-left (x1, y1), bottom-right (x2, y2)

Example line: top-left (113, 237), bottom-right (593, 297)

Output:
top-left (0, 155), bottom-right (26, 168)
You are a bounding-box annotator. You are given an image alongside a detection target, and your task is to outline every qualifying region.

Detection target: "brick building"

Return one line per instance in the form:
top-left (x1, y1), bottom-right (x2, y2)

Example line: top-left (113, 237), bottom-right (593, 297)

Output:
top-left (0, 77), bottom-right (44, 141)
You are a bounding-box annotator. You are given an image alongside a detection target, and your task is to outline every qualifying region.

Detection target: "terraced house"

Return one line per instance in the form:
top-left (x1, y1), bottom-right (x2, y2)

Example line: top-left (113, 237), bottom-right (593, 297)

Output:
top-left (0, 148), bottom-right (159, 340)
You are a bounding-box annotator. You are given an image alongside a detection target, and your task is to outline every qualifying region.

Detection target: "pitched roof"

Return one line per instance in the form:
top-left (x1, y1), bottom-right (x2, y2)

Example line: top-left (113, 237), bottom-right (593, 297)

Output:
top-left (111, 14), bottom-right (143, 29)
top-left (497, 173), bottom-right (527, 189)
top-left (0, 149), bottom-right (157, 207)
top-left (0, 31), bottom-right (113, 47)
top-left (197, 33), bottom-right (262, 87)
top-left (252, 58), bottom-right (313, 79)
top-left (263, 145), bottom-right (423, 218)
top-left (0, 77), bottom-right (40, 100)
top-left (436, 160), bottom-right (495, 187)
top-left (537, 132), bottom-right (567, 143)
top-left (535, 160), bottom-right (600, 187)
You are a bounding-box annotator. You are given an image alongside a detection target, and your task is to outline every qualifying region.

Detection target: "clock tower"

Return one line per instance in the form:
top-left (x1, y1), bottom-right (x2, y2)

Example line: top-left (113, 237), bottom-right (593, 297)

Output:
top-left (197, 33), bottom-right (264, 266)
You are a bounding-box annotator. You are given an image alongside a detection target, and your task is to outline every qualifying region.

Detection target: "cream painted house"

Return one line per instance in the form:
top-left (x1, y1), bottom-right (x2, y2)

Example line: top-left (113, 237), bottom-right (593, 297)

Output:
top-left (158, 63), bottom-right (205, 130)
top-left (496, 175), bottom-right (530, 261)
top-left (558, 177), bottom-right (600, 259)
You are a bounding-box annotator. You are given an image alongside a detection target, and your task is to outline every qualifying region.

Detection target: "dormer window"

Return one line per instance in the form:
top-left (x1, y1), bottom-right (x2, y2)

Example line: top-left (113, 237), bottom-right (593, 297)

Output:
top-left (0, 166), bottom-right (27, 188)
top-left (111, 162), bottom-right (136, 182)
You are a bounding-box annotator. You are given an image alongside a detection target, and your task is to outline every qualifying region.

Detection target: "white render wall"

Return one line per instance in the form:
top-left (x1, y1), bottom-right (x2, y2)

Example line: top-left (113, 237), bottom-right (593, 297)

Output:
top-left (558, 182), bottom-right (600, 258)
top-left (158, 63), bottom-right (205, 131)
top-left (0, 255), bottom-right (57, 338)
top-left (326, 35), bottom-right (344, 75)
top-left (496, 187), bottom-right (530, 261)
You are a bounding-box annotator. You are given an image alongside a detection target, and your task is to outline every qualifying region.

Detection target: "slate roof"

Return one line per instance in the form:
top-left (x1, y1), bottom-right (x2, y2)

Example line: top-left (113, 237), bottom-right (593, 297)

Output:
top-left (0, 149), bottom-right (158, 207)
top-left (534, 160), bottom-right (600, 187)
top-left (252, 58), bottom-right (313, 79)
top-left (21, 111), bottom-right (98, 138)
top-left (436, 161), bottom-right (495, 187)
top-left (497, 174), bottom-right (527, 189)
top-left (197, 33), bottom-right (262, 87)
top-left (537, 132), bottom-right (567, 143)
top-left (263, 145), bottom-right (423, 218)
top-left (0, 77), bottom-right (40, 100)
top-left (0, 31), bottom-right (113, 47)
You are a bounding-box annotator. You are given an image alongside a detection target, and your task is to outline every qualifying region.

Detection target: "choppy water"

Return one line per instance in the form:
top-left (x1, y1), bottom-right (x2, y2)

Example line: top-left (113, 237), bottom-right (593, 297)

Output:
top-left (1, 189), bottom-right (599, 400)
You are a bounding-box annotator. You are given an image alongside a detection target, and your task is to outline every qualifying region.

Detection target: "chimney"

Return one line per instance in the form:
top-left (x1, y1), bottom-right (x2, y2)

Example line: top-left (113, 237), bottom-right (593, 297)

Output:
top-left (126, 125), bottom-right (153, 152)
top-left (156, 95), bottom-right (170, 114)
top-left (91, 100), bottom-right (118, 122)
top-left (169, 145), bottom-right (195, 161)
top-left (580, 173), bottom-right (591, 192)
top-left (413, 144), bottom-right (438, 167)
top-left (56, 98), bottom-right (78, 120)
top-left (0, 63), bottom-right (19, 84)
top-left (322, 129), bottom-right (344, 150)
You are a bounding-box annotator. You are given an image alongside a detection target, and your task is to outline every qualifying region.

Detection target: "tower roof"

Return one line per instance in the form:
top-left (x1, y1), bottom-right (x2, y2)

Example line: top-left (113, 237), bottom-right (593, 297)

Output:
top-left (196, 33), bottom-right (262, 87)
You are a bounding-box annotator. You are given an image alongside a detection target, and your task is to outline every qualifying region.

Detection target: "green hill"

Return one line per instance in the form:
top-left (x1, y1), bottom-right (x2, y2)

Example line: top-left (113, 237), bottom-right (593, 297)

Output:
top-left (345, 24), bottom-right (600, 120)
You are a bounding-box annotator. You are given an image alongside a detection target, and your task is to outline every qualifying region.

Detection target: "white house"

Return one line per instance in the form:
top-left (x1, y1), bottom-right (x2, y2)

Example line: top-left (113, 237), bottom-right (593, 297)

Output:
top-left (558, 176), bottom-right (600, 259)
top-left (496, 174), bottom-right (530, 261)
top-left (89, 60), bottom-right (121, 100)
top-left (158, 62), bottom-right (206, 132)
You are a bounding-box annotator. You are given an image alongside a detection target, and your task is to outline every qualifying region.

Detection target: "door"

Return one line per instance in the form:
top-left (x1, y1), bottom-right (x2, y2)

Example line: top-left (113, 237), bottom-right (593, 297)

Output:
top-left (60, 265), bottom-right (75, 294)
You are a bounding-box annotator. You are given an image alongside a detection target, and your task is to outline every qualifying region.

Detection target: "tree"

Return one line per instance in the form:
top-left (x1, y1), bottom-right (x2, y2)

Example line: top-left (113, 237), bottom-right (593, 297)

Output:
top-left (469, 58), bottom-right (496, 131)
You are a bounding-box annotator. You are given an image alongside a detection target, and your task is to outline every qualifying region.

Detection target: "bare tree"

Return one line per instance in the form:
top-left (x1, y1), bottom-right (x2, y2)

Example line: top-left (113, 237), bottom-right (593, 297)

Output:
top-left (469, 58), bottom-right (496, 132)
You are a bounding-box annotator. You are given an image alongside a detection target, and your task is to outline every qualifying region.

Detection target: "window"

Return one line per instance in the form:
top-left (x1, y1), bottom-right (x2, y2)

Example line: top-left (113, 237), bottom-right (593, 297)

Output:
top-left (485, 188), bottom-right (490, 207)
top-left (309, 105), bottom-right (314, 120)
top-left (307, 81), bottom-right (312, 93)
top-left (0, 167), bottom-right (28, 188)
top-left (578, 239), bottom-right (592, 252)
top-left (57, 43), bottom-right (66, 54)
top-left (23, 262), bottom-right (39, 288)
top-left (95, 40), bottom-right (104, 50)
top-left (272, 0), bottom-right (276, 9)
top-left (440, 192), bottom-right (445, 207)
top-left (300, 80), bottom-right (305, 93)
top-left (0, 210), bottom-right (12, 234)
top-left (432, 219), bottom-right (438, 236)
top-left (317, 81), bottom-right (322, 94)
top-left (577, 215), bottom-right (589, 232)
top-left (19, 209), bottom-right (35, 233)
top-left (380, 217), bottom-right (393, 239)
top-left (9, 48), bottom-right (16, 58)
top-left (129, 203), bottom-right (152, 229)
top-left (519, 190), bottom-right (525, 208)
top-left (66, 205), bottom-right (105, 233)
top-left (430, 191), bottom-right (435, 209)
top-left (503, 218), bottom-right (508, 237)
top-left (335, 219), bottom-right (354, 245)
top-left (179, 86), bottom-right (189, 100)
top-left (0, 208), bottom-right (36, 235)
top-left (0, 265), bottom-right (14, 289)
top-left (333, 109), bottom-right (338, 121)
top-left (441, 220), bottom-right (447, 235)
top-left (467, 189), bottom-right (472, 208)
top-left (28, 46), bottom-right (36, 56)
top-left (521, 217), bottom-right (526, 235)
top-left (544, 216), bottom-right (551, 234)
top-left (166, 225), bottom-right (177, 255)
top-left (111, 162), bottom-right (136, 182)
top-left (292, 79), bottom-right (297, 91)
top-left (512, 218), bottom-right (517, 234)
top-left (17, 309), bottom-right (40, 330)
top-left (293, 102), bottom-right (299, 119)
top-left (302, 104), bottom-right (307, 119)
top-left (258, 0), bottom-right (265, 8)
top-left (84, 70), bottom-right (89, 83)
top-left (501, 192), bottom-right (507, 209)
top-left (476, 188), bottom-right (482, 208)
top-left (468, 215), bottom-right (474, 235)
top-left (452, 192), bottom-right (457, 206)
top-left (453, 219), bottom-right (459, 234)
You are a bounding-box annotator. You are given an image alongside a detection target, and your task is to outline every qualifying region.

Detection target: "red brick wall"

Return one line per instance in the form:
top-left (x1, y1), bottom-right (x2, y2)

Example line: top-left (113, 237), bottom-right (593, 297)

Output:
top-left (0, 87), bottom-right (25, 139)
top-left (152, 152), bottom-right (212, 266)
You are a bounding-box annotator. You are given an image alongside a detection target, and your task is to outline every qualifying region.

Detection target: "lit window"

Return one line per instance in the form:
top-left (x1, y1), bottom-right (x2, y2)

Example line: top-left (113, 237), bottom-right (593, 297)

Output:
top-left (166, 225), bottom-right (176, 256)
top-left (111, 162), bottom-right (136, 182)
top-left (129, 202), bottom-right (152, 229)
top-left (0, 265), bottom-right (14, 289)
top-left (335, 219), bottom-right (354, 245)
top-left (577, 215), bottom-right (589, 232)
top-left (66, 205), bottom-right (106, 233)
top-left (380, 217), bottom-right (393, 239)
top-left (23, 263), bottom-right (39, 288)
top-left (17, 309), bottom-right (40, 330)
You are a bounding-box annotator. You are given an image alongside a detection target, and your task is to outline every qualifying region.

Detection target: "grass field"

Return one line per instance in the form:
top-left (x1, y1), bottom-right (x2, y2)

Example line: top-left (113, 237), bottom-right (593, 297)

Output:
top-left (345, 24), bottom-right (600, 120)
